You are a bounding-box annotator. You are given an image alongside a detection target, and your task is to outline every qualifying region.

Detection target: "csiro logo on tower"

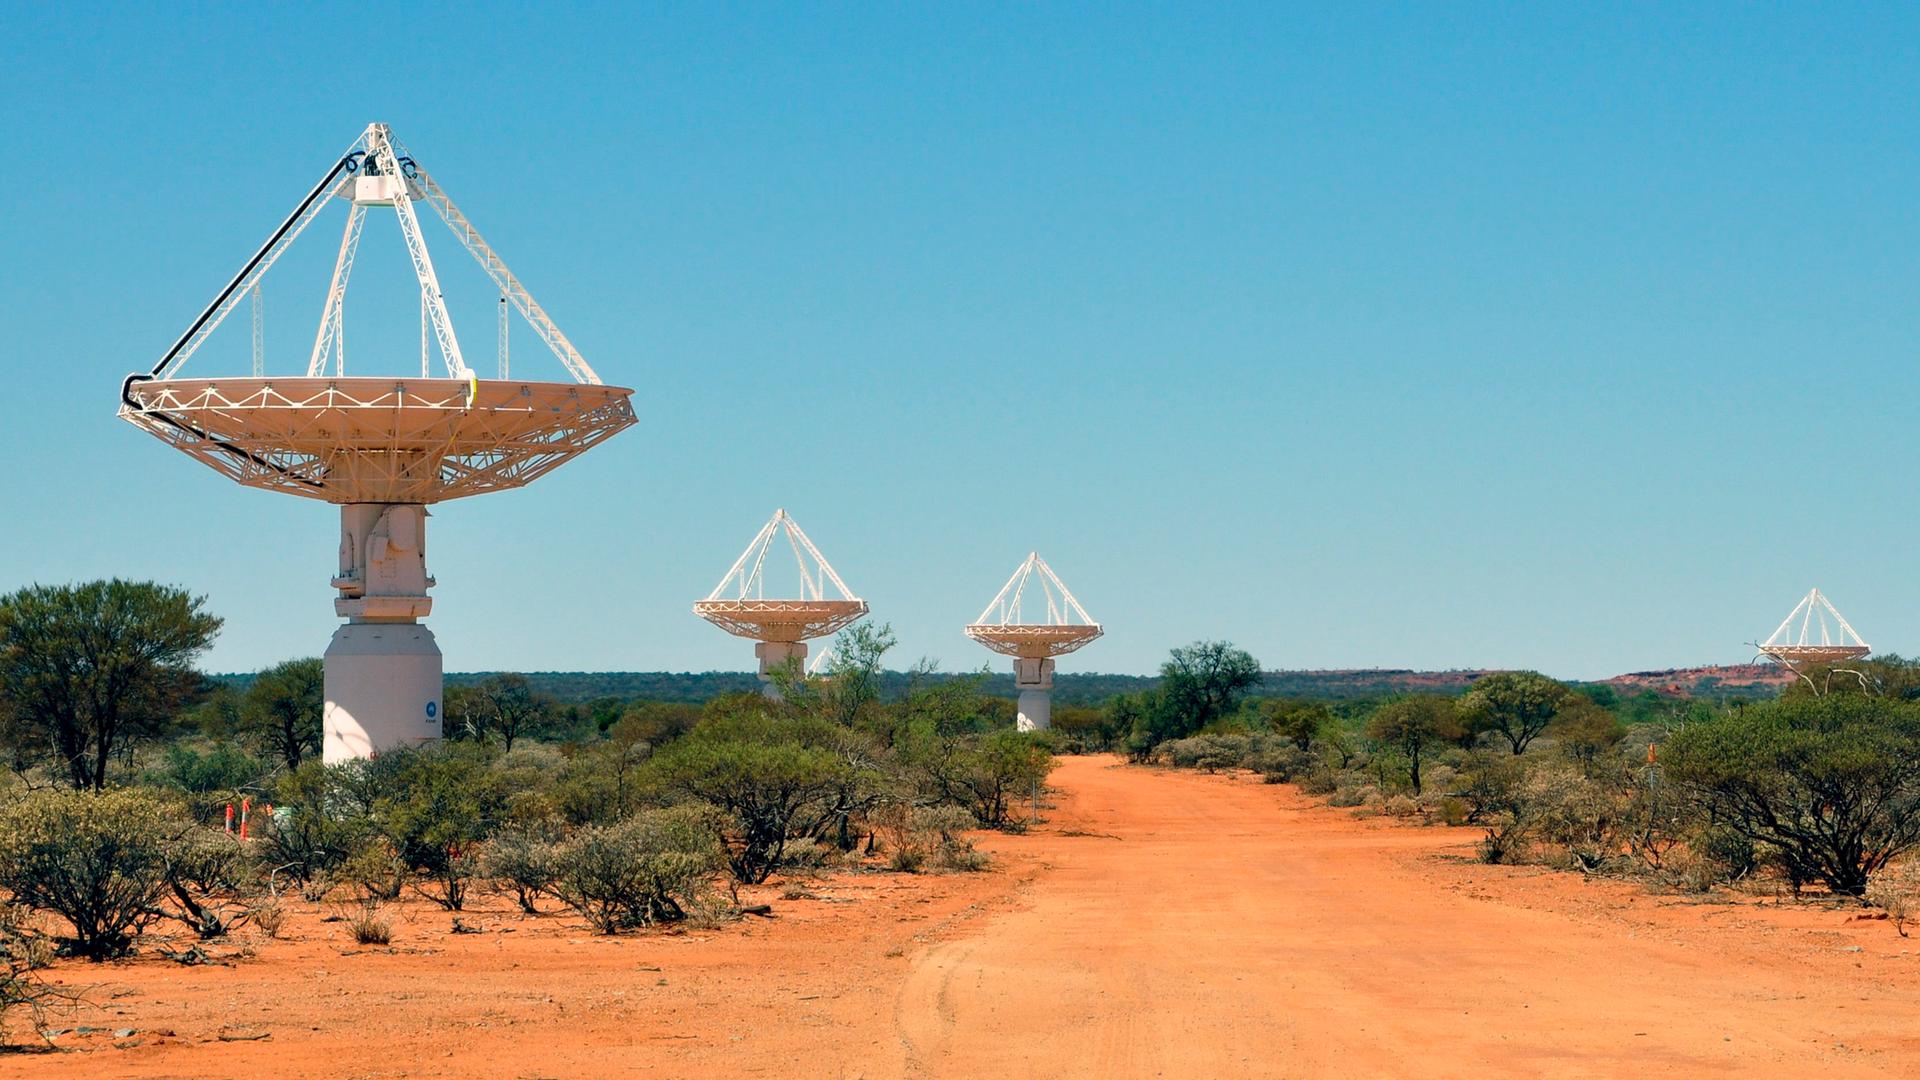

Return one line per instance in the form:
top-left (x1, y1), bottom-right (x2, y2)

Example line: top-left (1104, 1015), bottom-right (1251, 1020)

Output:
top-left (426, 700), bottom-right (438, 719)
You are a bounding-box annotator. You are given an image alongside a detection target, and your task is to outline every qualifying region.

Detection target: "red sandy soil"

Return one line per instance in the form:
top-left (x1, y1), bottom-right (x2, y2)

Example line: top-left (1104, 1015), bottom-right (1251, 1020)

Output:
top-left (10, 754), bottom-right (1920, 1078)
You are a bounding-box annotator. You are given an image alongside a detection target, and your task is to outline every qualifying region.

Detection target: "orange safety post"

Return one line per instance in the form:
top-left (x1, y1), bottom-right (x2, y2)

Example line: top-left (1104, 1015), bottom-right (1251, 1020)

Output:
top-left (239, 796), bottom-right (252, 840)
top-left (224, 803), bottom-right (234, 834)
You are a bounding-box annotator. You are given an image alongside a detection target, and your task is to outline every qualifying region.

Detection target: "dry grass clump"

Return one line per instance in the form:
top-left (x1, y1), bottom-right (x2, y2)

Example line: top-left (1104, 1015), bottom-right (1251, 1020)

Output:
top-left (1868, 862), bottom-right (1920, 937)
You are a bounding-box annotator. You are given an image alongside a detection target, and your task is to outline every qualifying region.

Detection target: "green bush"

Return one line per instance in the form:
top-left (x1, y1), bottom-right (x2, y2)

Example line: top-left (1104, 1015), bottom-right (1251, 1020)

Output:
top-left (370, 743), bottom-right (505, 910)
top-left (482, 825), bottom-right (560, 914)
top-left (550, 806), bottom-right (724, 933)
top-left (646, 711), bottom-right (867, 883)
top-left (0, 788), bottom-right (177, 959)
top-left (261, 759), bottom-right (373, 884)
top-left (1665, 694), bottom-right (1920, 896)
top-left (910, 728), bottom-right (1053, 828)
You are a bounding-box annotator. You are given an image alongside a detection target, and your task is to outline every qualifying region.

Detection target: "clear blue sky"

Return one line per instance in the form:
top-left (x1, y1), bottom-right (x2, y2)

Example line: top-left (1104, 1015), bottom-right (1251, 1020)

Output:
top-left (3, 4), bottom-right (1917, 680)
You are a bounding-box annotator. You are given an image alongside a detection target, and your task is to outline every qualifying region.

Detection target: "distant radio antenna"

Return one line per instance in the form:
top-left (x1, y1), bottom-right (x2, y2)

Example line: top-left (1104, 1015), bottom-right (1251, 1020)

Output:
top-left (1753, 587), bottom-right (1870, 667)
top-left (693, 509), bottom-right (869, 697)
top-left (965, 552), bottom-right (1103, 731)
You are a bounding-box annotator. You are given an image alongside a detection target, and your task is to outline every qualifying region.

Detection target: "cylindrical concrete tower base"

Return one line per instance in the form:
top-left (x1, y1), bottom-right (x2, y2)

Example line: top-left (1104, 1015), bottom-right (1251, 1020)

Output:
top-left (754, 640), bottom-right (808, 699)
top-left (323, 622), bottom-right (443, 763)
top-left (1016, 689), bottom-right (1052, 732)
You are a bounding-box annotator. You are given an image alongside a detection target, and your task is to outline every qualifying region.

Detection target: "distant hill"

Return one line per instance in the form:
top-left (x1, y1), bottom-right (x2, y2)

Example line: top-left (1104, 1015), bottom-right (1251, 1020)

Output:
top-left (1599, 663), bottom-right (1794, 699)
top-left (212, 664), bottom-right (1791, 706)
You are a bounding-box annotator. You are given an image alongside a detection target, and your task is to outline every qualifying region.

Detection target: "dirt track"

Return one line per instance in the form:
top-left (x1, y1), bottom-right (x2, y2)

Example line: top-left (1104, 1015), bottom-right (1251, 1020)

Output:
top-left (16, 754), bottom-right (1920, 1078)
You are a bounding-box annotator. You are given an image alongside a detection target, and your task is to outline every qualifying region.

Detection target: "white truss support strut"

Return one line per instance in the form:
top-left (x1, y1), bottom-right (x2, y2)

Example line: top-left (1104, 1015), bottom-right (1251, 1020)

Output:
top-left (400, 156), bottom-right (603, 385)
top-left (308, 202), bottom-right (367, 376)
top-left (160, 135), bottom-right (364, 380)
top-left (250, 283), bottom-right (264, 377)
top-left (367, 131), bottom-right (468, 380)
top-left (974, 552), bottom-right (1097, 628)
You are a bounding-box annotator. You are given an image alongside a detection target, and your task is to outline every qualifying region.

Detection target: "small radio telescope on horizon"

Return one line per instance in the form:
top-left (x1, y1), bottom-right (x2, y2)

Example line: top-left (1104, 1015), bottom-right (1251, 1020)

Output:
top-left (117, 122), bottom-right (637, 763)
top-left (965, 553), bottom-right (1102, 731)
top-left (694, 509), bottom-right (868, 697)
top-left (1754, 587), bottom-right (1871, 667)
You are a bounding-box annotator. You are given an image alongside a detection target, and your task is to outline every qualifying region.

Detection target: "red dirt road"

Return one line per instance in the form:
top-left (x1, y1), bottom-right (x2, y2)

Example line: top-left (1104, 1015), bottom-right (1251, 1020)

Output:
top-left (15, 755), bottom-right (1920, 1078)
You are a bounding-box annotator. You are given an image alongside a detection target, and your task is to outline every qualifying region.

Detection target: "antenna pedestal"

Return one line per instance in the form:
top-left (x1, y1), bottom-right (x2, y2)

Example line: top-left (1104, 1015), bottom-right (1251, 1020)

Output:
top-left (755, 641), bottom-right (808, 699)
top-left (1014, 657), bottom-right (1055, 732)
top-left (322, 504), bottom-right (444, 762)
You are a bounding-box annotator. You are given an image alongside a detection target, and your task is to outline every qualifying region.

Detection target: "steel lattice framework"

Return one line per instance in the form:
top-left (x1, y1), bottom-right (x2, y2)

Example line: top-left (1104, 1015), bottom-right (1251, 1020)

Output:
top-left (121, 377), bottom-right (635, 504)
top-left (1756, 587), bottom-right (1871, 666)
top-left (694, 509), bottom-right (868, 643)
top-left (118, 123), bottom-right (635, 502)
top-left (965, 552), bottom-right (1103, 658)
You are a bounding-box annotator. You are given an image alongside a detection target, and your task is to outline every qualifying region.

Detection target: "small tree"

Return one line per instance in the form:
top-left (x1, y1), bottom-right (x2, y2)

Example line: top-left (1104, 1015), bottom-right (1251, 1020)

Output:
top-left (1665, 694), bottom-right (1920, 896)
top-left (1459, 671), bottom-right (1568, 755)
top-left (549, 807), bottom-right (723, 932)
top-left (0, 580), bottom-right (222, 788)
top-left (461, 674), bottom-right (554, 753)
top-left (646, 711), bottom-right (855, 883)
top-left (372, 744), bottom-right (504, 910)
top-left (1267, 699), bottom-right (1333, 751)
top-left (482, 825), bottom-right (560, 914)
top-left (241, 657), bottom-right (324, 771)
top-left (1364, 696), bottom-right (1462, 794)
top-left (1159, 641), bottom-right (1263, 734)
top-left (1555, 695), bottom-right (1626, 777)
top-left (0, 788), bottom-right (176, 959)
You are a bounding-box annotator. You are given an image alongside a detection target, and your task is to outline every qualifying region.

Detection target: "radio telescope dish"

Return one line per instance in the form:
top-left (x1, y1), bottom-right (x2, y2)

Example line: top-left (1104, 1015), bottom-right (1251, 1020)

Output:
top-left (117, 122), bottom-right (638, 762)
top-left (965, 552), bottom-right (1102, 730)
top-left (1755, 587), bottom-right (1870, 666)
top-left (121, 377), bottom-right (633, 505)
top-left (694, 509), bottom-right (867, 695)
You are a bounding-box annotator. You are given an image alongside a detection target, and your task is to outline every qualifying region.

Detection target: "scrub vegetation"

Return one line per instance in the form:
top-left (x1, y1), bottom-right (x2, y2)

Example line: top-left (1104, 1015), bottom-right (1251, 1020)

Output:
top-left (3, 575), bottom-right (1916, 995)
top-left (0, 583), bottom-right (1042, 973)
top-left (1131, 644), bottom-right (1920, 907)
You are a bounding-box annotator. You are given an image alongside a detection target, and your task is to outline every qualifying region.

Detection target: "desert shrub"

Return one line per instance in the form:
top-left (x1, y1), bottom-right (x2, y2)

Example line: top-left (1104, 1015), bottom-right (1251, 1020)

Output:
top-left (1665, 694), bottom-right (1920, 896)
top-left (490, 742), bottom-right (570, 826)
top-left (871, 804), bottom-right (979, 874)
top-left (370, 743), bottom-right (505, 910)
top-left (1384, 794), bottom-right (1420, 818)
top-left (1532, 768), bottom-right (1628, 874)
top-left (0, 787), bottom-right (177, 960)
top-left (1163, 733), bottom-right (1253, 772)
top-left (261, 759), bottom-right (372, 883)
top-left (1867, 861), bottom-right (1920, 936)
top-left (935, 840), bottom-right (990, 872)
top-left (250, 898), bottom-right (287, 939)
top-left (1249, 744), bottom-right (1312, 782)
top-left (149, 742), bottom-right (270, 804)
top-left (482, 825), bottom-right (560, 914)
top-left (1, 904), bottom-right (70, 1047)
top-left (905, 726), bottom-right (1053, 830)
top-left (161, 826), bottom-right (259, 938)
top-left (1455, 753), bottom-right (1531, 825)
top-left (648, 711), bottom-right (877, 883)
top-left (1694, 825), bottom-right (1759, 883)
top-left (339, 841), bottom-right (407, 902)
top-left (776, 837), bottom-right (831, 871)
top-left (344, 899), bottom-right (391, 945)
top-left (549, 806), bottom-right (724, 933)
top-left (1298, 768), bottom-right (1339, 796)
top-left (1329, 785), bottom-right (1367, 808)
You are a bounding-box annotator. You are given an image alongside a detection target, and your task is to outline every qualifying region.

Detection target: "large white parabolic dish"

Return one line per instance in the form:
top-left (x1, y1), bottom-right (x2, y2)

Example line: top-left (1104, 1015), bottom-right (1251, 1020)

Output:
top-left (120, 376), bottom-right (635, 504)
